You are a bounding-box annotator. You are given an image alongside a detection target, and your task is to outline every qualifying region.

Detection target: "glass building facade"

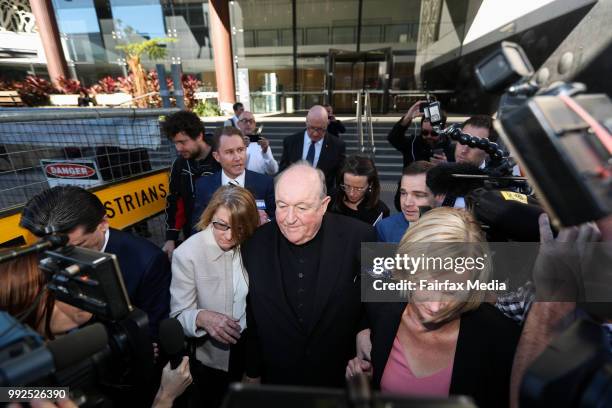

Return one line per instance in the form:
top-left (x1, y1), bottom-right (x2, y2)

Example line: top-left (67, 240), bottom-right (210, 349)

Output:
top-left (48, 0), bottom-right (422, 113)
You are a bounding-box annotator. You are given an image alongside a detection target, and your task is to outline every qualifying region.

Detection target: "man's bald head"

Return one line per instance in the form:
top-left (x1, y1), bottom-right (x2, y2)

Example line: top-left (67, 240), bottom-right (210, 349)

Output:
top-left (275, 162), bottom-right (327, 199)
top-left (305, 105), bottom-right (329, 142)
top-left (274, 162), bottom-right (330, 245)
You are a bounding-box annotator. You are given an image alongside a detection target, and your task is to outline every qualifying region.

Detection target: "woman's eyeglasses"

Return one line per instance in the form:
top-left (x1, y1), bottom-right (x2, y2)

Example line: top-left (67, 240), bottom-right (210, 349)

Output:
top-left (212, 221), bottom-right (231, 231)
top-left (340, 184), bottom-right (368, 193)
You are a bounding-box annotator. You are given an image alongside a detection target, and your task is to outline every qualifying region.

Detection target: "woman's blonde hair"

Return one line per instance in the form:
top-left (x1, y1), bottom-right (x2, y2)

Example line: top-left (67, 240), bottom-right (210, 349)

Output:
top-left (196, 185), bottom-right (260, 247)
top-left (396, 207), bottom-right (489, 323)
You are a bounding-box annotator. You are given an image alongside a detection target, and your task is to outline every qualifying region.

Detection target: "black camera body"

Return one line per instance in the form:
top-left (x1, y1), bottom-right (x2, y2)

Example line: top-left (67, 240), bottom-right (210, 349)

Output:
top-left (0, 242), bottom-right (155, 405)
top-left (420, 100), bottom-right (444, 130)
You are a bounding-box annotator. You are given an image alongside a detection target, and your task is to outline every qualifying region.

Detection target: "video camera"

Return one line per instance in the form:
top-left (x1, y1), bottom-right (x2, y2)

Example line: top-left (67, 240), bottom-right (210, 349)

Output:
top-left (475, 41), bottom-right (611, 228)
top-left (0, 235), bottom-right (156, 405)
top-left (470, 41), bottom-right (612, 407)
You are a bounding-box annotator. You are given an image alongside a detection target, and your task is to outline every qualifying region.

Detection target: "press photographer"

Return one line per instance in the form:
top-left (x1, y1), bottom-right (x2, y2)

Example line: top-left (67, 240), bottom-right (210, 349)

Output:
top-left (387, 98), bottom-right (452, 167)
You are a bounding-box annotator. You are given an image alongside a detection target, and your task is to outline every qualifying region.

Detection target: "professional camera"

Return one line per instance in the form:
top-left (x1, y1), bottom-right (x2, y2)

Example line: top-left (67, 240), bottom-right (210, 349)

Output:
top-left (0, 236), bottom-right (157, 406)
top-left (475, 41), bottom-right (611, 229)
top-left (470, 41), bottom-right (612, 407)
top-left (420, 95), bottom-right (444, 132)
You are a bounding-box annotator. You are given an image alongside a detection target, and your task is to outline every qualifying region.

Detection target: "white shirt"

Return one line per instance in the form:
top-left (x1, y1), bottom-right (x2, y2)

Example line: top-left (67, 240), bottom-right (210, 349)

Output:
top-left (223, 116), bottom-right (239, 128)
top-left (301, 130), bottom-right (323, 167)
top-left (232, 249), bottom-right (248, 331)
top-left (221, 169), bottom-right (246, 187)
top-left (101, 228), bottom-right (110, 252)
top-left (246, 142), bottom-right (278, 175)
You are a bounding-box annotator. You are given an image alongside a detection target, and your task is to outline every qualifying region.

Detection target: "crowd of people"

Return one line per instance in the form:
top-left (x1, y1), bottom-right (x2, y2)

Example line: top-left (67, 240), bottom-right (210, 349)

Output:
top-left (1, 101), bottom-right (608, 408)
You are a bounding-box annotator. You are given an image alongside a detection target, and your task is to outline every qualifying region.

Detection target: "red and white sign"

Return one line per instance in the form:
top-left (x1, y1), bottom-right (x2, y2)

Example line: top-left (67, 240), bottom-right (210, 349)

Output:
top-left (40, 159), bottom-right (102, 187)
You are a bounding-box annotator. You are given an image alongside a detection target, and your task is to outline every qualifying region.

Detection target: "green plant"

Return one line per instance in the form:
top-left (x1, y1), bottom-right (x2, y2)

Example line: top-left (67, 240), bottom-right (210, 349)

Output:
top-left (116, 37), bottom-right (176, 107)
top-left (193, 100), bottom-right (222, 117)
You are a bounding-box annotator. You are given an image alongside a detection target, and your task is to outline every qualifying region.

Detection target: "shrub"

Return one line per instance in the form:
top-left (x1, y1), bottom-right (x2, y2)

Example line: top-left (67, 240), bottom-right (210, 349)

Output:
top-left (55, 76), bottom-right (83, 94)
top-left (14, 75), bottom-right (55, 106)
top-left (193, 100), bottom-right (222, 117)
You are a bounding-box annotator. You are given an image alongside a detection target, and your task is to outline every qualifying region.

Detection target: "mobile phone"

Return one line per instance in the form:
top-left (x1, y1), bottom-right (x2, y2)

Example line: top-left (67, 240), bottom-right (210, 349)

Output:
top-left (249, 134), bottom-right (261, 143)
top-left (433, 148), bottom-right (444, 156)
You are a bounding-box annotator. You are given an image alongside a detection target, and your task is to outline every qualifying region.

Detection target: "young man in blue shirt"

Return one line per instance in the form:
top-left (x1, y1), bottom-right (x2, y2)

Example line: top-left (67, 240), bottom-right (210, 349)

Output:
top-left (376, 161), bottom-right (435, 243)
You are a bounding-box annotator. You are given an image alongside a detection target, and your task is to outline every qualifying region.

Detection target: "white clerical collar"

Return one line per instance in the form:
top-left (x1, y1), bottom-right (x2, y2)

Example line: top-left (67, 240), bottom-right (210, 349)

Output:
top-left (221, 169), bottom-right (246, 187)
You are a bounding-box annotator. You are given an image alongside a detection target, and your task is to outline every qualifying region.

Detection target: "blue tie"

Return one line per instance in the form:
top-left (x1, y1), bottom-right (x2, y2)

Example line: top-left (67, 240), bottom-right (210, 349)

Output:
top-left (306, 141), bottom-right (316, 165)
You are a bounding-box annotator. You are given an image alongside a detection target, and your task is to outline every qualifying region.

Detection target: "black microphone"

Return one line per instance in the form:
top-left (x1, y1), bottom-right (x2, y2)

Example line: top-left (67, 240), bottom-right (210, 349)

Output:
top-left (426, 162), bottom-right (487, 197)
top-left (158, 318), bottom-right (185, 369)
top-left (0, 235), bottom-right (68, 263)
top-left (0, 323), bottom-right (108, 386)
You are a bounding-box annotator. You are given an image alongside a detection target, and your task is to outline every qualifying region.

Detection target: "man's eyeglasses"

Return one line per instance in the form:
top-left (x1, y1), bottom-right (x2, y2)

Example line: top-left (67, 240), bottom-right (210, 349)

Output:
top-left (340, 184), bottom-right (368, 193)
top-left (212, 221), bottom-right (231, 231)
top-left (239, 119), bottom-right (255, 124)
top-left (307, 125), bottom-right (326, 134)
top-left (421, 130), bottom-right (439, 137)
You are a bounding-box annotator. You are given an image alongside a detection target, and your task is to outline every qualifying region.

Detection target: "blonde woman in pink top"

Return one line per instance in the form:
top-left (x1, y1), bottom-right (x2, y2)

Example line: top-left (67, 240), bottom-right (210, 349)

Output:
top-left (347, 208), bottom-right (520, 408)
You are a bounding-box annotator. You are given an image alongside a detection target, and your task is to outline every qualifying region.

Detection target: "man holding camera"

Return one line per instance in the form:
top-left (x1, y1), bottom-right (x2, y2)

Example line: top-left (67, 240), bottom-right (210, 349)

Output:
top-left (387, 100), bottom-right (454, 167)
top-left (237, 111), bottom-right (279, 176)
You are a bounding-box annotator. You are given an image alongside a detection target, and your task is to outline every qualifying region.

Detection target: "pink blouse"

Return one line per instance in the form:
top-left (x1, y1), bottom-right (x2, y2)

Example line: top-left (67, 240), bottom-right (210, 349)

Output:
top-left (380, 336), bottom-right (453, 396)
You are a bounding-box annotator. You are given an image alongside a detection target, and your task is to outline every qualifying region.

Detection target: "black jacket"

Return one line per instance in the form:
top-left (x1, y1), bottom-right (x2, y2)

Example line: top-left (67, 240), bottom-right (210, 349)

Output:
top-left (279, 131), bottom-right (346, 194)
top-left (368, 302), bottom-right (520, 408)
top-left (242, 213), bottom-right (377, 387)
top-left (387, 119), bottom-right (454, 167)
top-left (164, 153), bottom-right (220, 241)
top-left (327, 119), bottom-right (346, 137)
top-left (106, 228), bottom-right (171, 338)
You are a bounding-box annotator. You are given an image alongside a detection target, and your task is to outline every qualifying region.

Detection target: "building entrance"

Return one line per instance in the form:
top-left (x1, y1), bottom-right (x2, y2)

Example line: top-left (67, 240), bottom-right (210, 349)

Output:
top-left (327, 48), bottom-right (392, 114)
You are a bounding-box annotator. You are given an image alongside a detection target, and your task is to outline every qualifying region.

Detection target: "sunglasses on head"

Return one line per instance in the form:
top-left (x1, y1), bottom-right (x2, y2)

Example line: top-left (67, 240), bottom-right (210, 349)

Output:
top-left (421, 130), bottom-right (439, 137)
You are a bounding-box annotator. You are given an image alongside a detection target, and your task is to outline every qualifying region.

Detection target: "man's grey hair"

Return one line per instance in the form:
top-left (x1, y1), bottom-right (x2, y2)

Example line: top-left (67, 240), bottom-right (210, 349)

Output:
top-left (274, 160), bottom-right (327, 199)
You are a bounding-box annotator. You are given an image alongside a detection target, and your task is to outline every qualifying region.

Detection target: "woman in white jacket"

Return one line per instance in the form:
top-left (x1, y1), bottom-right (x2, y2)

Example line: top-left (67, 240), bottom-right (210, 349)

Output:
top-left (170, 185), bottom-right (260, 407)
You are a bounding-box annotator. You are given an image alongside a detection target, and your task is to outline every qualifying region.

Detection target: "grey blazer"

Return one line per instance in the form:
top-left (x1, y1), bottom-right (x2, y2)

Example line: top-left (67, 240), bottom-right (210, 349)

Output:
top-left (170, 225), bottom-right (248, 371)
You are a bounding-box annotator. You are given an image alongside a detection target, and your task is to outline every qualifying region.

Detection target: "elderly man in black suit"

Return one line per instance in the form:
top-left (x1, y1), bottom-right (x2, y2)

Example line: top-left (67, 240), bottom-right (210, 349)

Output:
top-left (279, 105), bottom-right (346, 194)
top-left (242, 162), bottom-right (376, 387)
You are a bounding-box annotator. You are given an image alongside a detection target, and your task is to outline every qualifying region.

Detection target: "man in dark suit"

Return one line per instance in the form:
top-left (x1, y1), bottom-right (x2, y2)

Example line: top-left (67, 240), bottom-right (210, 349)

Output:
top-left (242, 162), bottom-right (376, 387)
top-left (279, 105), bottom-right (346, 194)
top-left (191, 126), bottom-right (275, 228)
top-left (20, 186), bottom-right (170, 338)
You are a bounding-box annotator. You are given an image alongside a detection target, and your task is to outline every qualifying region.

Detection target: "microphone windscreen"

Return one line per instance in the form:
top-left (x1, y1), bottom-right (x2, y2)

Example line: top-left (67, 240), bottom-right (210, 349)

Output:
top-left (468, 188), bottom-right (544, 242)
top-left (48, 323), bottom-right (108, 370)
top-left (426, 163), bottom-right (486, 196)
top-left (158, 318), bottom-right (184, 356)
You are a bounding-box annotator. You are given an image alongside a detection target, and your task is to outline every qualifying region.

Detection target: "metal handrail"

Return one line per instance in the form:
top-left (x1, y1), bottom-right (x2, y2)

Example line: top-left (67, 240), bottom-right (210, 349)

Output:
top-left (356, 90), bottom-right (363, 149)
top-left (364, 90), bottom-right (375, 156)
top-left (0, 108), bottom-right (179, 123)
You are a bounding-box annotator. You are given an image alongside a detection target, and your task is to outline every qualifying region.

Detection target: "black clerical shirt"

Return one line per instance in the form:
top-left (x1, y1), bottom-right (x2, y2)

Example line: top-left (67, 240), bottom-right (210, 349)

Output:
top-left (279, 227), bottom-right (324, 330)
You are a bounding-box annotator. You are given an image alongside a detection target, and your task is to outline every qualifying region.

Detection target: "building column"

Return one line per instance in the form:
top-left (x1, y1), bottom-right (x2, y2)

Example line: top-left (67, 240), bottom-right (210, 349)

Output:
top-left (29, 0), bottom-right (69, 86)
top-left (209, 0), bottom-right (236, 111)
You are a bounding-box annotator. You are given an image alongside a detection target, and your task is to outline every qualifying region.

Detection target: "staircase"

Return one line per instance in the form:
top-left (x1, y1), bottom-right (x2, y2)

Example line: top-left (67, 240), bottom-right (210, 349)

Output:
top-left (207, 118), bottom-right (403, 181)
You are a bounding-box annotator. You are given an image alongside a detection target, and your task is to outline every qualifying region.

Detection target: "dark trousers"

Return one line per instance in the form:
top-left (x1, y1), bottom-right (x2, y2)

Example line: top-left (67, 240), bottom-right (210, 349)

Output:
top-left (183, 332), bottom-right (247, 408)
